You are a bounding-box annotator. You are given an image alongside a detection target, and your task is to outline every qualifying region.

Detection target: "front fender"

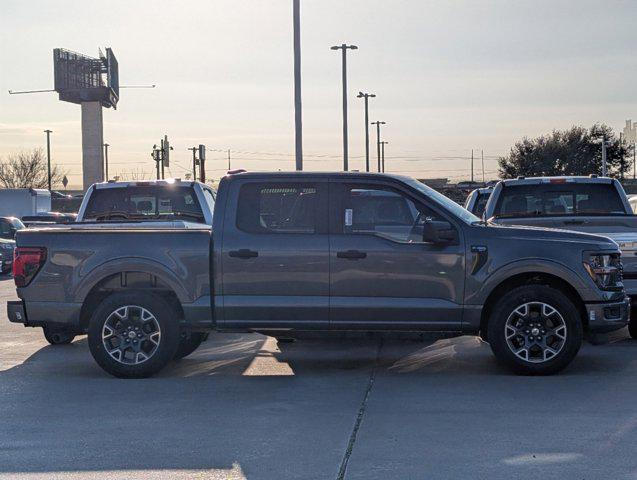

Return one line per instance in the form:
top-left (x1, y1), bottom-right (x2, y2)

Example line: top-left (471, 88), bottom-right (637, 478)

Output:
top-left (467, 258), bottom-right (599, 305)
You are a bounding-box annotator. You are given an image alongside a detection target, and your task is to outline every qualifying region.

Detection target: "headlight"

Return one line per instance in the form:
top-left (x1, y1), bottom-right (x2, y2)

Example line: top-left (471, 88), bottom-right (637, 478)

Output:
top-left (583, 253), bottom-right (622, 290)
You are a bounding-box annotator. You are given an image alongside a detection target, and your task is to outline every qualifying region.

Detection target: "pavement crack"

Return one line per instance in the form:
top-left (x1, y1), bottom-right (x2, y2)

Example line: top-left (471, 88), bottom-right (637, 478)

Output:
top-left (336, 339), bottom-right (383, 480)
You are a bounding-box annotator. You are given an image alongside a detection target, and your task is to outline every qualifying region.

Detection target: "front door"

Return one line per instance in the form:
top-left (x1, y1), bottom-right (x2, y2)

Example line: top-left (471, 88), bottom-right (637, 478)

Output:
top-left (219, 178), bottom-right (329, 329)
top-left (329, 179), bottom-right (465, 330)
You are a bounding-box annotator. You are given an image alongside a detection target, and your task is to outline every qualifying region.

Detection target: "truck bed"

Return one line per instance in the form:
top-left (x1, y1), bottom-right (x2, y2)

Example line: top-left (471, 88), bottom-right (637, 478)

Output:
top-left (15, 226), bottom-right (213, 330)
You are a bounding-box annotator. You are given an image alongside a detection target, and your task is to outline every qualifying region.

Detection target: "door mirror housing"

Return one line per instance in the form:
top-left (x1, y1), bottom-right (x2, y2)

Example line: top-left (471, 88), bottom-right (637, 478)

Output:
top-left (423, 219), bottom-right (457, 244)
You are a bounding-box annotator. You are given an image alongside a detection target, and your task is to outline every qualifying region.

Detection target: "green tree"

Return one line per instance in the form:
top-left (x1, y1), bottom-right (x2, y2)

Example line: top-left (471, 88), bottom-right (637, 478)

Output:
top-left (0, 148), bottom-right (67, 189)
top-left (498, 124), bottom-right (631, 179)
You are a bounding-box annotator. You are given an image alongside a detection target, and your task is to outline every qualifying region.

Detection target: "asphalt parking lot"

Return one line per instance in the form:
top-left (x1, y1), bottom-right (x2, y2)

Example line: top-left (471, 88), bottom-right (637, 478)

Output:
top-left (1, 276), bottom-right (637, 480)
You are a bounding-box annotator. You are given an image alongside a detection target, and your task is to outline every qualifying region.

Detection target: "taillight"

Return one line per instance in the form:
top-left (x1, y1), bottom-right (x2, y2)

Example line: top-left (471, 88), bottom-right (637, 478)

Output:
top-left (13, 247), bottom-right (47, 287)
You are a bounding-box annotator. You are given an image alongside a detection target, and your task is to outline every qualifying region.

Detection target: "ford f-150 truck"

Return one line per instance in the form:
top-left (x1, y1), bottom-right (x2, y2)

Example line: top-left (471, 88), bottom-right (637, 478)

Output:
top-left (7, 172), bottom-right (630, 377)
top-left (484, 176), bottom-right (637, 338)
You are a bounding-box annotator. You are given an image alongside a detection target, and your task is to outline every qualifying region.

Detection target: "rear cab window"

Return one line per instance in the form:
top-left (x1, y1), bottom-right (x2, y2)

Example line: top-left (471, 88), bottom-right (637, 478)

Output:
top-left (83, 185), bottom-right (205, 222)
top-left (494, 183), bottom-right (628, 217)
top-left (236, 182), bottom-right (323, 234)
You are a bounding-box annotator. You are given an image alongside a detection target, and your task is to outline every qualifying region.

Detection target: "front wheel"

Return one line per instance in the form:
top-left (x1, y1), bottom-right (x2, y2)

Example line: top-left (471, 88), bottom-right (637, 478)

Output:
top-left (487, 285), bottom-right (583, 375)
top-left (88, 292), bottom-right (179, 378)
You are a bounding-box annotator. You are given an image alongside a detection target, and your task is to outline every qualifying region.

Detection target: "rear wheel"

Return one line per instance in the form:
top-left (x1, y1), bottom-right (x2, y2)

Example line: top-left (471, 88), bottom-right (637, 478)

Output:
top-left (174, 331), bottom-right (207, 360)
top-left (43, 326), bottom-right (75, 345)
top-left (88, 292), bottom-right (179, 378)
top-left (487, 285), bottom-right (583, 375)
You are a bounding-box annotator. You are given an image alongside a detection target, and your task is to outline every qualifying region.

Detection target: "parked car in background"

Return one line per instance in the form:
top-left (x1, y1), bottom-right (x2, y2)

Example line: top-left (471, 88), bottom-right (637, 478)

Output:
top-left (0, 238), bottom-right (15, 273)
top-left (7, 172), bottom-right (629, 378)
top-left (464, 187), bottom-right (493, 217)
top-left (0, 217), bottom-right (25, 240)
top-left (0, 189), bottom-right (51, 218)
top-left (75, 179), bottom-right (215, 227)
top-left (485, 175), bottom-right (637, 338)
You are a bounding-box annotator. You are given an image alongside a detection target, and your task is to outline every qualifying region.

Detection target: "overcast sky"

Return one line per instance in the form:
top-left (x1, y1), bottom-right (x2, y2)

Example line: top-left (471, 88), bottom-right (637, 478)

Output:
top-left (1, 0), bottom-right (636, 187)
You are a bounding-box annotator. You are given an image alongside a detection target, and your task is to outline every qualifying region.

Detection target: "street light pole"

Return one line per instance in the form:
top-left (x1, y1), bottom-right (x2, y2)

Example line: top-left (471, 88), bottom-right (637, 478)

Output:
top-left (188, 147), bottom-right (198, 179)
top-left (44, 130), bottom-right (52, 190)
top-left (331, 43), bottom-right (358, 171)
top-left (357, 92), bottom-right (375, 172)
top-left (380, 141), bottom-right (388, 173)
top-left (371, 121), bottom-right (385, 172)
top-left (103, 143), bottom-right (109, 181)
top-left (293, 0), bottom-right (303, 170)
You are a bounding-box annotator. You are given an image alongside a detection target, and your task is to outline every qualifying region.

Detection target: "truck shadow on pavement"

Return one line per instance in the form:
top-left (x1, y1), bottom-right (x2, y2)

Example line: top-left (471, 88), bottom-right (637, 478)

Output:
top-left (0, 329), bottom-right (635, 478)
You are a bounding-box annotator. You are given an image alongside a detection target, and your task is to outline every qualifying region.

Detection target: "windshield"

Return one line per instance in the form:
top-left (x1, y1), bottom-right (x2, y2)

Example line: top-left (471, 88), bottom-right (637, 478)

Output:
top-left (83, 186), bottom-right (205, 222)
top-left (493, 183), bottom-right (628, 218)
top-left (403, 177), bottom-right (480, 224)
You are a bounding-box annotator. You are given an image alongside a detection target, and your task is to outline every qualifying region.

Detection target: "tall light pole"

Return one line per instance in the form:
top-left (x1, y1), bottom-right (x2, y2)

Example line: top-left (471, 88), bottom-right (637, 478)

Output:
top-left (371, 121), bottom-right (385, 172)
top-left (44, 130), bottom-right (52, 190)
top-left (188, 147), bottom-right (198, 179)
top-left (380, 141), bottom-right (388, 173)
top-left (331, 43), bottom-right (358, 171)
top-left (357, 92), bottom-right (375, 172)
top-left (293, 0), bottom-right (303, 170)
top-left (103, 143), bottom-right (109, 181)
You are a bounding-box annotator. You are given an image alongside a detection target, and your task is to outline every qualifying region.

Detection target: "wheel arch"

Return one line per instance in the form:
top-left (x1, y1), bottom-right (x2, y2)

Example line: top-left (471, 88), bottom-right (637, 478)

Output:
top-left (78, 269), bottom-right (185, 332)
top-left (479, 272), bottom-right (587, 341)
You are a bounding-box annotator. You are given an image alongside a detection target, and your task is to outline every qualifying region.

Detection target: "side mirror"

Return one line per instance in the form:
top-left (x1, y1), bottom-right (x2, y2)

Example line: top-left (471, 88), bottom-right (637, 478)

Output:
top-left (423, 219), bottom-right (456, 244)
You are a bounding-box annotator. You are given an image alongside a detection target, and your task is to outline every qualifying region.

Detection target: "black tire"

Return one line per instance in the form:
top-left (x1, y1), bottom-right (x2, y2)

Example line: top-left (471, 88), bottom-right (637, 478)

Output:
top-left (487, 285), bottom-right (583, 375)
top-left (88, 292), bottom-right (180, 378)
top-left (173, 331), bottom-right (207, 360)
top-left (629, 319), bottom-right (637, 340)
top-left (43, 326), bottom-right (75, 345)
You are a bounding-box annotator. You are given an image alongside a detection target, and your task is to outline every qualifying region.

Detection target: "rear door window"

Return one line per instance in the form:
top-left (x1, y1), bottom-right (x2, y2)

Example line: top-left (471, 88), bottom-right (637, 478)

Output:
top-left (236, 183), bottom-right (323, 234)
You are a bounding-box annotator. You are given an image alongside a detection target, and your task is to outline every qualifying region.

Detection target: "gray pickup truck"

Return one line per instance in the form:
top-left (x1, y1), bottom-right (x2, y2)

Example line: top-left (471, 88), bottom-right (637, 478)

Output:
top-left (485, 176), bottom-right (637, 338)
top-left (7, 172), bottom-right (629, 377)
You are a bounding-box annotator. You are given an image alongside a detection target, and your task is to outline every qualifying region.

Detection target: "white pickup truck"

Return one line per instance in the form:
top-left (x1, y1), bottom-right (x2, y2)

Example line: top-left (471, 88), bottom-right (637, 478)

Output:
top-left (75, 179), bottom-right (216, 228)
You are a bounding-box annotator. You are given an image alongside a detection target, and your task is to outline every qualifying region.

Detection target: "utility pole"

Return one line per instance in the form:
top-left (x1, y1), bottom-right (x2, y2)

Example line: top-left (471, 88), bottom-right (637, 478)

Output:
top-left (103, 143), bottom-right (109, 181)
top-left (293, 0), bottom-right (303, 170)
top-left (357, 92), bottom-right (375, 172)
top-left (188, 147), bottom-right (198, 179)
top-left (481, 149), bottom-right (485, 183)
top-left (44, 130), bottom-right (52, 190)
top-left (371, 121), bottom-right (385, 172)
top-left (380, 141), bottom-right (388, 173)
top-left (227, 149), bottom-right (231, 170)
top-left (331, 43), bottom-right (358, 171)
top-left (471, 149), bottom-right (474, 183)
top-left (198, 144), bottom-right (206, 183)
top-left (151, 145), bottom-right (161, 180)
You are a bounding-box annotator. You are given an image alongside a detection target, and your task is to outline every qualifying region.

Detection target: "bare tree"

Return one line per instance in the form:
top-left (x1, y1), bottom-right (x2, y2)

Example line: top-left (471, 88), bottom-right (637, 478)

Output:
top-left (0, 148), bottom-right (67, 189)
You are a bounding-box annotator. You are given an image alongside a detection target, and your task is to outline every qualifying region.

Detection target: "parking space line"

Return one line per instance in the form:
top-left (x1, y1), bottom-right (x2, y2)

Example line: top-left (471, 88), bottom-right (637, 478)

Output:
top-left (336, 339), bottom-right (383, 480)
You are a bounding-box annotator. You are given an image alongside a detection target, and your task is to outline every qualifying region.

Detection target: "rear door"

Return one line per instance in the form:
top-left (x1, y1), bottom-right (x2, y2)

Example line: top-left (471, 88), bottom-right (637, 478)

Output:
top-left (328, 179), bottom-right (465, 330)
top-left (219, 178), bottom-right (329, 329)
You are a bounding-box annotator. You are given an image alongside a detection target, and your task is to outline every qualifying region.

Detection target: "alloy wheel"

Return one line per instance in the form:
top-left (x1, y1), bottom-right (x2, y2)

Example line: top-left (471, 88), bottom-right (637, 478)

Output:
top-left (102, 305), bottom-right (161, 365)
top-left (504, 302), bottom-right (567, 363)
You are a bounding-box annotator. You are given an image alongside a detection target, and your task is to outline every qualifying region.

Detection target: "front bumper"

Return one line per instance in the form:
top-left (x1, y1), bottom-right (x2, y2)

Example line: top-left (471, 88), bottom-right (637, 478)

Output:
top-left (585, 296), bottom-right (630, 333)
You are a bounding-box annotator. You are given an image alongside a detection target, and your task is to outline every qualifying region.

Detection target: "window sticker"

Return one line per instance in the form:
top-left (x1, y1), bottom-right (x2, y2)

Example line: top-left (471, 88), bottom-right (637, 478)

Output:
top-left (345, 208), bottom-right (353, 226)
